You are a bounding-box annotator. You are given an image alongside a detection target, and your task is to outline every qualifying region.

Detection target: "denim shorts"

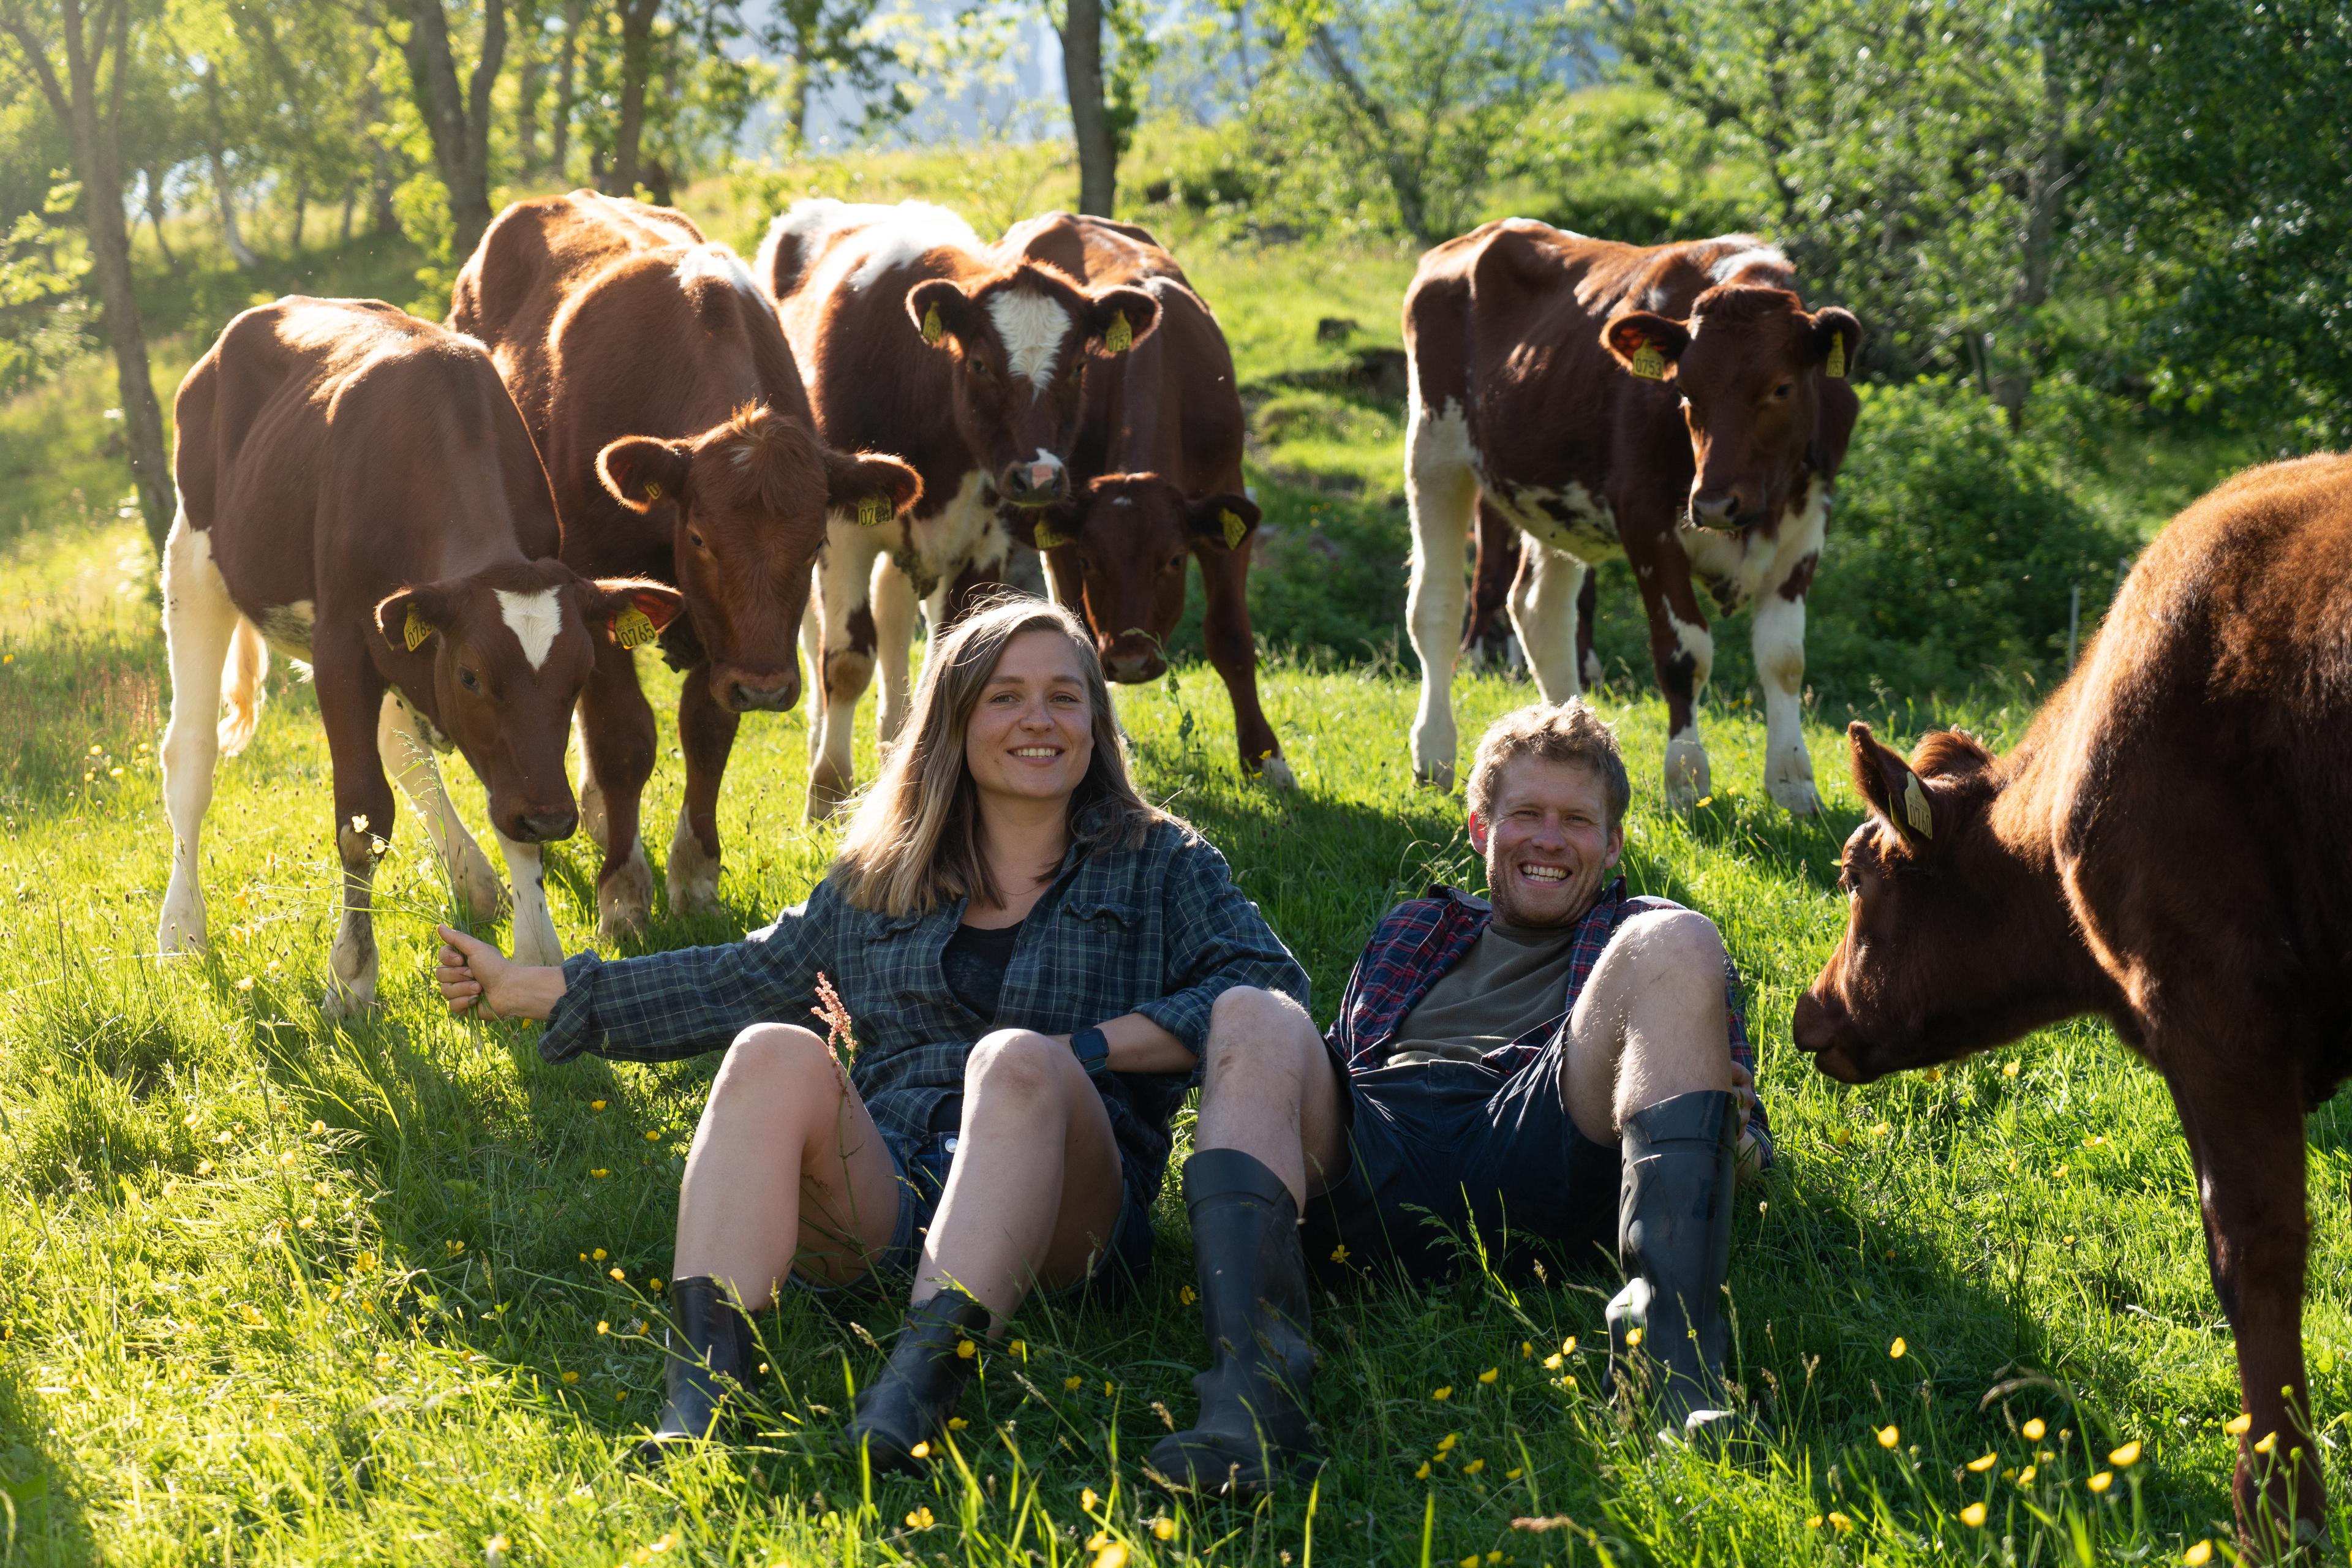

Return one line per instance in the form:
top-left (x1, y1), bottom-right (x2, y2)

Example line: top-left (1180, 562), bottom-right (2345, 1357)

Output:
top-left (1301, 1034), bottom-right (1623, 1286)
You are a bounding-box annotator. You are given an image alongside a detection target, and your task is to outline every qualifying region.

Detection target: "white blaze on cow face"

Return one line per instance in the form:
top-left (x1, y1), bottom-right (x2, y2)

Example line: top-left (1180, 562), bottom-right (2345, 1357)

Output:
top-left (985, 291), bottom-right (1074, 391)
top-left (494, 587), bottom-right (564, 672)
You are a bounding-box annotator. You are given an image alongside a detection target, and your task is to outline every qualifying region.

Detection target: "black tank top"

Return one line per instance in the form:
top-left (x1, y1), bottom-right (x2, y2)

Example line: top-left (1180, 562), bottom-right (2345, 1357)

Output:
top-left (940, 919), bottom-right (1023, 1022)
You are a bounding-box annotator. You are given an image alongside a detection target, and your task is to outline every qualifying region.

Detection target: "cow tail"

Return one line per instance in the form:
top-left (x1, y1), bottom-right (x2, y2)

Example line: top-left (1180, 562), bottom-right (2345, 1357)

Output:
top-left (216, 616), bottom-right (267, 756)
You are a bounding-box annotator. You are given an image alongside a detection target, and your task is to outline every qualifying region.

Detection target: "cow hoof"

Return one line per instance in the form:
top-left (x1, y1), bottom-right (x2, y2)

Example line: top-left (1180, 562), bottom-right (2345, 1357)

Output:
top-left (1254, 756), bottom-right (1298, 791)
top-left (598, 842), bottom-right (653, 942)
top-left (157, 908), bottom-right (208, 956)
top-left (667, 817), bottom-right (722, 916)
top-left (805, 775), bottom-right (851, 822)
top-left (1664, 738), bottom-right (1713, 808)
top-left (1768, 776), bottom-right (1823, 816)
top-left (320, 982), bottom-right (380, 1021)
top-left (511, 910), bottom-right (566, 968)
top-left (1413, 760), bottom-right (1456, 791)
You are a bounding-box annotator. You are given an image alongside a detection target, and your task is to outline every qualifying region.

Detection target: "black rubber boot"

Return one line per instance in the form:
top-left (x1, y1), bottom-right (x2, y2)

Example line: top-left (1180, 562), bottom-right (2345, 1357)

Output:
top-left (840, 1289), bottom-right (990, 1476)
top-left (1147, 1150), bottom-right (1321, 1498)
top-left (635, 1276), bottom-right (761, 1462)
top-left (1604, 1090), bottom-right (1742, 1446)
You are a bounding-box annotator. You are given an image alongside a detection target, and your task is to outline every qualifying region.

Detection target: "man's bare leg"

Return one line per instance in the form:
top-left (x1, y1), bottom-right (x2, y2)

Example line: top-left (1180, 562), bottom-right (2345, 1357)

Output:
top-left (1194, 986), bottom-right (1350, 1204)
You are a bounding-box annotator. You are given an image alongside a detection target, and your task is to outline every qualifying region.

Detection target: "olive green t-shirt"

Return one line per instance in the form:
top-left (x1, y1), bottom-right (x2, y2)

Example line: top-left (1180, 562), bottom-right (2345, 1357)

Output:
top-left (1383, 916), bottom-right (1580, 1066)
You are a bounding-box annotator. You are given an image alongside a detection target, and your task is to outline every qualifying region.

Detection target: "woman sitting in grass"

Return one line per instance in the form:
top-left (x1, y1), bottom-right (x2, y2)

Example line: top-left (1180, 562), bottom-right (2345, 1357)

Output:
top-left (434, 597), bottom-right (1308, 1467)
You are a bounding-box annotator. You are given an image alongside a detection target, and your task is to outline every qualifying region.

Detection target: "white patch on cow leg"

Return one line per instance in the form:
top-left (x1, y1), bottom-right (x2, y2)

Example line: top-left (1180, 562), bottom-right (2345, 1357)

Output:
top-left (1664, 723), bottom-right (1713, 810)
top-left (872, 554), bottom-right (919, 745)
top-left (805, 516), bottom-right (887, 819)
top-left (1512, 545), bottom-right (1587, 703)
top-left (158, 510), bottom-right (238, 955)
top-left (571, 707), bottom-right (608, 851)
top-left (597, 837), bottom-right (652, 942)
top-left (1662, 606), bottom-right (1716, 693)
top-left (666, 802), bottom-right (722, 916)
top-left (986, 292), bottom-right (1074, 390)
top-left (496, 831), bottom-right (565, 968)
top-left (378, 692), bottom-right (508, 918)
top-left (494, 588), bottom-right (563, 672)
top-left (1406, 393), bottom-right (1478, 788)
top-left (1754, 589), bottom-right (1820, 815)
top-left (324, 823), bottom-right (382, 1017)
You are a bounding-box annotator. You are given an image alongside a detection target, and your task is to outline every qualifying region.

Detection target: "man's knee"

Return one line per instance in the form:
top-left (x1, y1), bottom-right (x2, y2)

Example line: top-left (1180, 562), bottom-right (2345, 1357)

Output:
top-left (1205, 986), bottom-right (1316, 1084)
top-left (965, 1028), bottom-right (1068, 1098)
top-left (1614, 908), bottom-right (1727, 989)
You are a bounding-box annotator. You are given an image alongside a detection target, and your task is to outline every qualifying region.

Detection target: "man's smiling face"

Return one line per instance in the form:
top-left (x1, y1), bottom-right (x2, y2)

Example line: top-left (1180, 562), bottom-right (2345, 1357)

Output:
top-left (1469, 756), bottom-right (1624, 929)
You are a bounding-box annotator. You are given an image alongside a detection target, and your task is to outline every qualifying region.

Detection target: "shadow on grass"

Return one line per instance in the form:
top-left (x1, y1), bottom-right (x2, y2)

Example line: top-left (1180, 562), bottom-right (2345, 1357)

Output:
top-left (0, 1368), bottom-right (97, 1567)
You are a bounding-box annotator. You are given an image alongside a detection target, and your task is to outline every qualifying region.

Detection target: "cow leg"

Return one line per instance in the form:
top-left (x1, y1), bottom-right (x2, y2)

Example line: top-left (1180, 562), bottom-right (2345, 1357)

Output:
top-left (1577, 568), bottom-right (1602, 689)
top-left (576, 646), bottom-right (657, 941)
top-left (377, 692), bottom-right (507, 920)
top-left (1404, 394), bottom-right (1479, 788)
top-left (1508, 541), bottom-right (1588, 704)
top-left (807, 526), bottom-right (883, 820)
top-left (2170, 1055), bottom-right (2326, 1555)
top-left (1462, 503), bottom-right (1521, 671)
top-left (157, 513), bottom-right (236, 954)
top-left (669, 673), bottom-right (738, 918)
top-left (573, 709), bottom-right (608, 853)
top-left (1197, 537), bottom-right (1293, 789)
top-left (871, 554), bottom-right (919, 747)
top-left (316, 654), bottom-right (394, 1017)
top-left (1752, 576), bottom-right (1822, 815)
top-left (494, 829), bottom-right (565, 968)
top-left (1627, 533), bottom-right (1714, 807)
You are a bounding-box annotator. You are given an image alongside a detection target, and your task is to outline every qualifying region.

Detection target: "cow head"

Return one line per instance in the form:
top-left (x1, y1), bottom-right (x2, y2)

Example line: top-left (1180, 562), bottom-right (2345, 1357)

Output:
top-left (1602, 286), bottom-right (1863, 529)
top-left (1030, 474), bottom-right (1258, 682)
top-left (374, 562), bottom-right (683, 843)
top-left (1792, 723), bottom-right (2090, 1084)
top-left (904, 262), bottom-right (1160, 510)
top-left (597, 403), bottom-right (920, 713)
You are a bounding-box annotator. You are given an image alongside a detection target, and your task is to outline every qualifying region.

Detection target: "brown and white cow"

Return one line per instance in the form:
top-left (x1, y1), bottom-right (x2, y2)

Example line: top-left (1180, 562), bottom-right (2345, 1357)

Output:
top-left (1404, 222), bottom-right (1861, 812)
top-left (159, 297), bottom-right (680, 1011)
top-left (451, 191), bottom-right (918, 928)
top-left (995, 211), bottom-right (1292, 786)
top-left (757, 199), bottom-right (1161, 815)
top-left (1793, 454), bottom-right (2352, 1556)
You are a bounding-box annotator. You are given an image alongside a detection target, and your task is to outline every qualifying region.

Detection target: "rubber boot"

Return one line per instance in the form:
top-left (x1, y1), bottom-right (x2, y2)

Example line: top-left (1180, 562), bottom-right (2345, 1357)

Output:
top-left (1148, 1150), bottom-right (1321, 1498)
top-left (840, 1289), bottom-right (990, 1475)
top-left (1604, 1090), bottom-right (1741, 1446)
top-left (635, 1276), bottom-right (760, 1461)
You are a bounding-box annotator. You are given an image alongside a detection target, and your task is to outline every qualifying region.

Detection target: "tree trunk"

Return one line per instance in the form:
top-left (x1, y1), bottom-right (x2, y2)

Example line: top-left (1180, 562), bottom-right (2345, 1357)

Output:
top-left (552, 0), bottom-right (582, 182)
top-left (1060, 0), bottom-right (1115, 214)
top-left (339, 177), bottom-right (356, 243)
top-left (4, 0), bottom-right (175, 554)
top-left (782, 33), bottom-right (810, 153)
top-left (364, 74), bottom-right (399, 236)
top-left (198, 64), bottom-right (258, 269)
top-left (1311, 25), bottom-right (1427, 240)
top-left (143, 162), bottom-right (175, 268)
top-left (290, 173), bottom-right (308, 251)
top-left (514, 15), bottom-right (541, 176)
top-left (608, 0), bottom-right (662, 197)
top-left (397, 0), bottom-right (506, 258)
top-left (1992, 59), bottom-right (2075, 432)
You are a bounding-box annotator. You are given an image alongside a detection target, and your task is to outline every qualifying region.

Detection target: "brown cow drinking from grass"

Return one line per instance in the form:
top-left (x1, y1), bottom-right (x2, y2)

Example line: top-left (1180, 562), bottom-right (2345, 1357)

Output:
top-left (1792, 453), bottom-right (2352, 1555)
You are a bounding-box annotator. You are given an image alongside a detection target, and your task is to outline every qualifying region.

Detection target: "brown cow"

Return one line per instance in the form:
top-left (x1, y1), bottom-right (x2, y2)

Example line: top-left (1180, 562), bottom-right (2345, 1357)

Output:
top-left (1792, 454), bottom-right (2352, 1555)
top-left (757, 199), bottom-right (1161, 815)
top-left (997, 211), bottom-right (1291, 786)
top-left (1404, 222), bottom-right (1860, 813)
top-left (159, 297), bottom-right (680, 1012)
top-left (450, 191), bottom-right (918, 930)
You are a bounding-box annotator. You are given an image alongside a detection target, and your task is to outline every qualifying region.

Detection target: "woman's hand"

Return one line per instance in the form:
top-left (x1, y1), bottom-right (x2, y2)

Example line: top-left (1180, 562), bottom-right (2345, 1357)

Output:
top-left (436, 925), bottom-right (567, 1021)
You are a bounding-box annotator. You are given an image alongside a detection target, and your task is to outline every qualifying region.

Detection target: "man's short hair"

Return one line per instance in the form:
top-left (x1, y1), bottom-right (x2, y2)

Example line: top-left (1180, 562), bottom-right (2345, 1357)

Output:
top-left (1464, 699), bottom-right (1632, 831)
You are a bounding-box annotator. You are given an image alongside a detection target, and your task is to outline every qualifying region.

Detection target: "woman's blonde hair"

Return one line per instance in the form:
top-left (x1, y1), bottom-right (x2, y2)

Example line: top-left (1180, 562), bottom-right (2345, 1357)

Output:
top-left (830, 597), bottom-right (1163, 917)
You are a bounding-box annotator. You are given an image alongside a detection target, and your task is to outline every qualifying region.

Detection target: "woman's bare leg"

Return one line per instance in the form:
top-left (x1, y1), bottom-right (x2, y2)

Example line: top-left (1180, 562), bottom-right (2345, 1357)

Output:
top-left (672, 1022), bottom-right (903, 1306)
top-left (916, 1028), bottom-right (1126, 1325)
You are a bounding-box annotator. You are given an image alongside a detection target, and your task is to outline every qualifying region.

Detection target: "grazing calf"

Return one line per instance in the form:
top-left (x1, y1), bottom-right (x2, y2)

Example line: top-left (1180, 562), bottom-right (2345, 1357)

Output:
top-left (1792, 454), bottom-right (2352, 1555)
top-left (159, 298), bottom-right (680, 1011)
top-left (758, 200), bottom-right (1160, 815)
top-left (1404, 222), bottom-right (1860, 812)
top-left (997, 211), bottom-right (1291, 787)
top-left (451, 191), bottom-right (917, 930)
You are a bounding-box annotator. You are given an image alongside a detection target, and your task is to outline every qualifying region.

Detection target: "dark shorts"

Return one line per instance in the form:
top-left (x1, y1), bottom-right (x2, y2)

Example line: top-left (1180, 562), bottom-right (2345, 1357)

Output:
top-left (1301, 1034), bottom-right (1623, 1285)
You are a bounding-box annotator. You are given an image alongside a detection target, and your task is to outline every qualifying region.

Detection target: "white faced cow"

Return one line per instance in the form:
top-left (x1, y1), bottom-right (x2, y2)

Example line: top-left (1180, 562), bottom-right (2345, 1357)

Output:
top-left (160, 298), bottom-right (680, 1012)
top-left (1404, 223), bottom-right (1861, 812)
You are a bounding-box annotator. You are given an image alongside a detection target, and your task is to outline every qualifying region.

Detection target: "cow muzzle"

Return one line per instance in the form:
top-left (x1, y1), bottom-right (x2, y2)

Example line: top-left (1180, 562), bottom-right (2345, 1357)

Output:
top-left (998, 453), bottom-right (1068, 508)
top-left (715, 665), bottom-right (800, 714)
top-left (1789, 988), bottom-right (1872, 1084)
top-left (1689, 491), bottom-right (1756, 529)
top-left (1102, 636), bottom-right (1167, 684)
top-left (511, 807), bottom-right (581, 844)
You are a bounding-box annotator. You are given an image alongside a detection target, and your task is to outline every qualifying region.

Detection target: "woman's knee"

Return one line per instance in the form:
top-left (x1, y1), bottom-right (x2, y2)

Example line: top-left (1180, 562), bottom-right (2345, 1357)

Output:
top-left (712, 1022), bottom-right (840, 1106)
top-left (965, 1028), bottom-right (1071, 1099)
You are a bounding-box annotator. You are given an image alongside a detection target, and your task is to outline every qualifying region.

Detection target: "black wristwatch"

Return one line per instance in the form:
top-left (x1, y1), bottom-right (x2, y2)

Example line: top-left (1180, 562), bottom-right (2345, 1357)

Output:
top-left (1070, 1025), bottom-right (1111, 1076)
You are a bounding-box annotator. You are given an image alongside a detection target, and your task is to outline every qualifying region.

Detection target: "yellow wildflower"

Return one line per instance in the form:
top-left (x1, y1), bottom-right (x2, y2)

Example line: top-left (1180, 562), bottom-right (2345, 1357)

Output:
top-left (1009, 1340), bottom-right (1027, 1360)
top-left (1093, 1547), bottom-right (1127, 1568)
top-left (591, 1101), bottom-right (608, 1111)
top-left (590, 1169), bottom-right (609, 1179)
top-left (1889, 1337), bottom-right (1907, 1359)
top-left (1152, 1518), bottom-right (1177, 1540)
top-left (1826, 1512), bottom-right (1853, 1532)
top-left (1624, 1328), bottom-right (1642, 1348)
top-left (1960, 1502), bottom-right (1987, 1528)
top-left (562, 1371), bottom-right (579, 1384)
top-left (1479, 1367), bottom-right (1499, 1384)
top-left (1967, 1453), bottom-right (1997, 1472)
top-left (1544, 1353), bottom-right (1564, 1370)
top-left (1436, 1432), bottom-right (1458, 1452)
top-left (2185, 1541), bottom-right (2214, 1566)
top-left (948, 1417), bottom-right (968, 1430)
top-left (1065, 1374), bottom-right (1085, 1391)
top-left (1329, 1244), bottom-right (1350, 1264)
top-left (956, 1338), bottom-right (977, 1359)
top-left (593, 1248), bottom-right (607, 1261)
top-left (2087, 1471), bottom-right (2114, 1493)
top-left (2022, 1417), bottom-right (2046, 1441)
top-left (904, 1507), bottom-right (933, 1529)
top-left (910, 1441), bottom-right (930, 1459)
top-left (1180, 1286), bottom-right (1196, 1305)
top-left (1463, 1458), bottom-right (1485, 1475)
top-left (1506, 1467), bottom-right (1523, 1480)
top-left (1521, 1340), bottom-right (1533, 1359)
top-left (609, 1267), bottom-right (625, 1281)
top-left (1080, 1487), bottom-right (1099, 1510)
top-left (2255, 1432), bottom-right (2278, 1455)
top-left (1414, 1461), bottom-right (1431, 1480)
top-left (1877, 1425), bottom-right (1900, 1449)
top-left (1432, 1385), bottom-right (1453, 1401)
top-left (2110, 1440), bottom-right (2141, 1468)
top-left (2017, 1466), bottom-right (2037, 1485)
top-left (2003, 1060), bottom-right (2019, 1077)
top-left (2226, 1412), bottom-right (2252, 1436)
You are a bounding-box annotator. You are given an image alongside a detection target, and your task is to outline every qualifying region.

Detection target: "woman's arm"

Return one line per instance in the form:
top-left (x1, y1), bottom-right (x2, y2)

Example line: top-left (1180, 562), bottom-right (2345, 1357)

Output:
top-left (1045, 1012), bottom-right (1197, 1073)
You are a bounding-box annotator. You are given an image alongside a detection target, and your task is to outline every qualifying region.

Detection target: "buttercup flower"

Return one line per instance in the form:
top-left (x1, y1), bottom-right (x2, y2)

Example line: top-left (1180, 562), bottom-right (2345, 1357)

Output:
top-left (2226, 1413), bottom-right (2252, 1436)
top-left (1431, 1385), bottom-right (1453, 1401)
top-left (1877, 1425), bottom-right (1900, 1449)
top-left (1478, 1367), bottom-right (1499, 1384)
top-left (1152, 1518), bottom-right (1177, 1540)
top-left (1889, 1338), bottom-right (1907, 1359)
top-left (1967, 1453), bottom-right (1997, 1472)
top-left (1961, 1502), bottom-right (1987, 1527)
top-left (904, 1506), bottom-right (933, 1529)
top-left (2087, 1471), bottom-right (2114, 1493)
top-left (2110, 1440), bottom-right (2141, 1468)
top-left (2184, 1541), bottom-right (2214, 1565)
top-left (2022, 1418), bottom-right (2046, 1441)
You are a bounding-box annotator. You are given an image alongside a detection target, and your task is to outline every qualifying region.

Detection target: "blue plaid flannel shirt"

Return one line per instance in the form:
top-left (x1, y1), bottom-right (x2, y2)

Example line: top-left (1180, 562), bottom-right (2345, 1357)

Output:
top-left (1327, 877), bottom-right (1773, 1164)
top-left (539, 818), bottom-right (1310, 1200)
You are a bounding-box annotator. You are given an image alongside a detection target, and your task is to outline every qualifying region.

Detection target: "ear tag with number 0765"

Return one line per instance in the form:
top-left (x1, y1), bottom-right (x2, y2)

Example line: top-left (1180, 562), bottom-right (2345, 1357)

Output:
top-left (611, 608), bottom-right (657, 650)
top-left (404, 608), bottom-right (430, 652)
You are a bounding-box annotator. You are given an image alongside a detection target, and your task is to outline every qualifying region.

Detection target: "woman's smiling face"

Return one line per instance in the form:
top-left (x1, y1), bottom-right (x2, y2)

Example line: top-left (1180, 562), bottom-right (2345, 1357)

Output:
top-left (963, 628), bottom-right (1096, 807)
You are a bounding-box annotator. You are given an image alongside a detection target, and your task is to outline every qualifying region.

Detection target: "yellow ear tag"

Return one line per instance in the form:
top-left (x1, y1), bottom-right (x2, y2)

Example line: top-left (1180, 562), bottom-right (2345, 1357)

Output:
top-left (1825, 333), bottom-right (1847, 379)
top-left (642, 481), bottom-right (663, 502)
top-left (1034, 522), bottom-right (1072, 551)
top-left (1220, 508), bottom-right (1247, 549)
top-left (858, 494), bottom-right (887, 528)
top-left (611, 607), bottom-right (657, 650)
top-left (403, 608), bottom-right (429, 652)
top-left (1902, 772), bottom-right (1934, 838)
top-left (921, 303), bottom-right (944, 345)
top-left (1630, 340), bottom-right (1667, 380)
top-left (1104, 311), bottom-right (1133, 353)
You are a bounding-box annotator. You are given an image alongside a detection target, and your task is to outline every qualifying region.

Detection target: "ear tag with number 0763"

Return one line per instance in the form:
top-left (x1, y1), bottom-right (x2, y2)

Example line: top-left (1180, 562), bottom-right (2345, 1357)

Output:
top-left (404, 608), bottom-right (430, 651)
top-left (611, 608), bottom-right (657, 650)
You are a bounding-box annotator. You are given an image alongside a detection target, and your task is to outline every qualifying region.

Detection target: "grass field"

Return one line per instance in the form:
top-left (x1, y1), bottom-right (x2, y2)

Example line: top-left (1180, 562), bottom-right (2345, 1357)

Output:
top-left (0, 156), bottom-right (2330, 1567)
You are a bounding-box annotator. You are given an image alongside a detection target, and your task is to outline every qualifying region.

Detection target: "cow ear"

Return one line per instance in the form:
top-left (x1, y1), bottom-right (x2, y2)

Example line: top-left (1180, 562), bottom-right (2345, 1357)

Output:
top-left (597, 437), bottom-right (693, 513)
top-left (1083, 285), bottom-right (1160, 356)
top-left (587, 576), bottom-right (685, 647)
top-left (1186, 492), bottom-right (1261, 550)
top-left (825, 448), bottom-right (922, 526)
top-left (1809, 307), bottom-right (1863, 379)
top-left (374, 581), bottom-right (458, 655)
top-left (906, 278), bottom-right (983, 352)
top-left (1847, 722), bottom-right (1938, 845)
top-left (1602, 312), bottom-right (1690, 380)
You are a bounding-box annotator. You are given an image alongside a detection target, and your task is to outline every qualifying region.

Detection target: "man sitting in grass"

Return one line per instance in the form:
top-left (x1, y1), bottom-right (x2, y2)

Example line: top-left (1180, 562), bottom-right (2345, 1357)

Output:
top-left (1148, 699), bottom-right (1770, 1496)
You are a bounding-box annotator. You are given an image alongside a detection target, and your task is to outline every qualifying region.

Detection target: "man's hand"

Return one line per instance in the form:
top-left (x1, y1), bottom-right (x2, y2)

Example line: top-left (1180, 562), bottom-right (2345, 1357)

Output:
top-left (436, 925), bottom-right (566, 1022)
